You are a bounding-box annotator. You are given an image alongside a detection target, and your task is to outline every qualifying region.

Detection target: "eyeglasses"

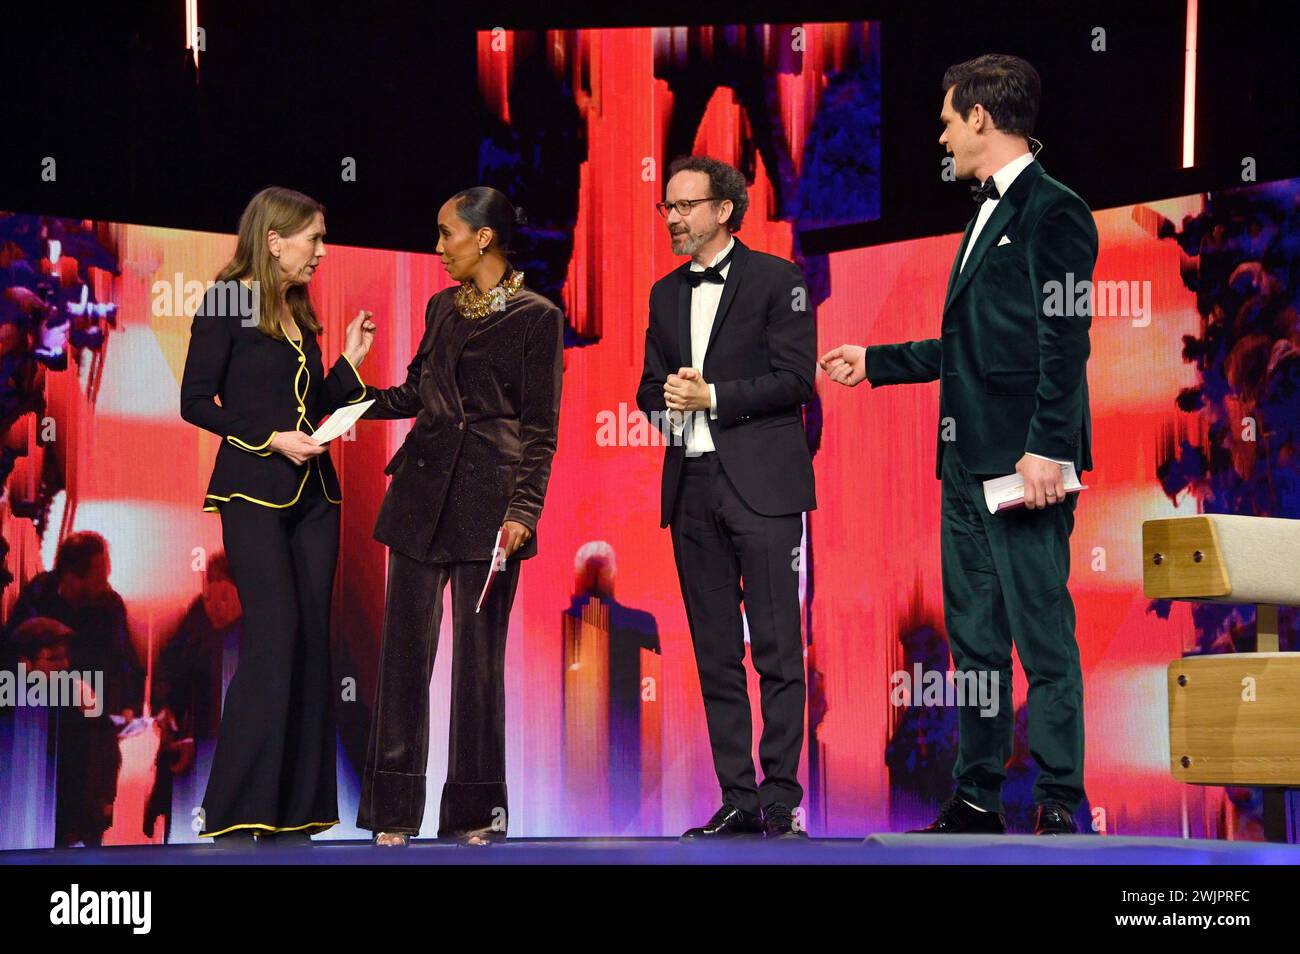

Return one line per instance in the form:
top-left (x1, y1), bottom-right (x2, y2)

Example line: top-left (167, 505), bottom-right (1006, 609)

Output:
top-left (655, 197), bottom-right (717, 218)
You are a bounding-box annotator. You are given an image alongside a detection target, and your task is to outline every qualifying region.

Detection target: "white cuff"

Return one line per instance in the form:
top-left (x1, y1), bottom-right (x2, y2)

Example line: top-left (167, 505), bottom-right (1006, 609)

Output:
top-left (708, 383), bottom-right (718, 420)
top-left (1025, 451), bottom-right (1071, 465)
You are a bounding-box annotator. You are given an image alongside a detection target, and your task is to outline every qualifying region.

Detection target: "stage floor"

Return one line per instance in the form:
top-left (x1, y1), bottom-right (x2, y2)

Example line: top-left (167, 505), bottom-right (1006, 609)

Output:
top-left (4, 834), bottom-right (1297, 865)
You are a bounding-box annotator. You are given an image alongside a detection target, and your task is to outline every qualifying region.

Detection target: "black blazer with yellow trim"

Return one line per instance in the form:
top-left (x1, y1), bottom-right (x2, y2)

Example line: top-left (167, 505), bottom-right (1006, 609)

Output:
top-left (180, 285), bottom-right (367, 511)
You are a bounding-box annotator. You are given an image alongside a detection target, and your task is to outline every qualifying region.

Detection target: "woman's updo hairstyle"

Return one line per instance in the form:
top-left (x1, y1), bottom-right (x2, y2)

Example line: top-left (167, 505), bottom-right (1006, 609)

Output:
top-left (450, 186), bottom-right (527, 254)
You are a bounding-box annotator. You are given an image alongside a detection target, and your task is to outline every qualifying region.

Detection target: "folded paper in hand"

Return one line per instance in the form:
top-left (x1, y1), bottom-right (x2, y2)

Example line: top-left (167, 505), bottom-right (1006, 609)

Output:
top-left (982, 462), bottom-right (1086, 514)
top-left (476, 528), bottom-right (508, 614)
top-left (309, 399), bottom-right (375, 444)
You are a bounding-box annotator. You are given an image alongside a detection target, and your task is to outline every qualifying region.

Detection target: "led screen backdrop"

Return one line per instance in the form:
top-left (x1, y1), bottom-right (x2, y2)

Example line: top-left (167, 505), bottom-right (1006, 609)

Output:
top-left (3, 19), bottom-right (1297, 847)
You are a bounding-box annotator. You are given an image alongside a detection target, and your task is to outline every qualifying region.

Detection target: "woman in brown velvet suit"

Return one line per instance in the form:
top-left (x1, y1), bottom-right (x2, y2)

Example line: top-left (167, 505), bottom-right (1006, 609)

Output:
top-left (357, 187), bottom-right (564, 846)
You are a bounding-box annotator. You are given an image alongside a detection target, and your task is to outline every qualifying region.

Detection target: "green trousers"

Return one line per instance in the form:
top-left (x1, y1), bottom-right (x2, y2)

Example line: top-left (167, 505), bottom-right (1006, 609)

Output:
top-left (939, 445), bottom-right (1086, 813)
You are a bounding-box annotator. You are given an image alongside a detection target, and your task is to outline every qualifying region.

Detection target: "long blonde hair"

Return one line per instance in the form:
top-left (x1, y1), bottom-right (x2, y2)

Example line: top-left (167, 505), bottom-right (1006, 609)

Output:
top-left (216, 186), bottom-right (324, 338)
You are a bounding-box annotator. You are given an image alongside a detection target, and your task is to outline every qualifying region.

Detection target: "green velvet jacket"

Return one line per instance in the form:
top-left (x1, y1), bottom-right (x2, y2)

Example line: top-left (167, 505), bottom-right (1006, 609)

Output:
top-left (866, 160), bottom-right (1098, 478)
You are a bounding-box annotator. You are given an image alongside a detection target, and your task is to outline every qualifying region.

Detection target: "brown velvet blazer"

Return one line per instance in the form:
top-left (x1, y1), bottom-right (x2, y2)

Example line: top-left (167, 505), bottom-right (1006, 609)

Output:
top-left (363, 281), bottom-right (564, 562)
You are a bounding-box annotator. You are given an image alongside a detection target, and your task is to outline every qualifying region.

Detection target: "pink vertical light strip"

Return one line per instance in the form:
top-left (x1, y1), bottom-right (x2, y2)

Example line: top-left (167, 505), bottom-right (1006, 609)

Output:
top-left (1182, 0), bottom-right (1197, 168)
top-left (477, 29), bottom-right (512, 124)
top-left (143, 611), bottom-right (153, 718)
top-left (183, 0), bottom-right (200, 69)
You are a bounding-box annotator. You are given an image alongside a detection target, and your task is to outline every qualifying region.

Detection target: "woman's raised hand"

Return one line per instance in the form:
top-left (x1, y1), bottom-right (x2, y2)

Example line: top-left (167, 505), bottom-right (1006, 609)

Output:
top-left (344, 310), bottom-right (377, 368)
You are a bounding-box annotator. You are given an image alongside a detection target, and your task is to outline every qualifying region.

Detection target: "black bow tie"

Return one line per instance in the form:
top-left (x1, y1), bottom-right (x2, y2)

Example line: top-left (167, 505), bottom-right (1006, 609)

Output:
top-left (684, 248), bottom-right (734, 287)
top-left (971, 177), bottom-right (1000, 204)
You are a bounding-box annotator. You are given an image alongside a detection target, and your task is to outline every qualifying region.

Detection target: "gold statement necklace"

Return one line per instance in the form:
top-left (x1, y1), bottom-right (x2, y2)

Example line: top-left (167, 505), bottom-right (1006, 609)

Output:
top-left (453, 267), bottom-right (525, 320)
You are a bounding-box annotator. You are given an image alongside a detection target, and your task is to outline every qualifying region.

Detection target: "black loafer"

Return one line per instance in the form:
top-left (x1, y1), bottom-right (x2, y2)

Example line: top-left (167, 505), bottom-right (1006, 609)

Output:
top-left (909, 798), bottom-right (1006, 834)
top-left (1034, 803), bottom-right (1078, 835)
top-left (681, 804), bottom-right (764, 839)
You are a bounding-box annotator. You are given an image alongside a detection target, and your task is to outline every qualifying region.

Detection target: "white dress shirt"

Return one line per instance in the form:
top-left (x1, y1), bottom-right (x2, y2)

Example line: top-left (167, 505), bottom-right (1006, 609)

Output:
top-left (960, 151), bottom-right (1035, 272)
top-left (958, 152), bottom-right (1068, 469)
top-left (669, 236), bottom-right (733, 454)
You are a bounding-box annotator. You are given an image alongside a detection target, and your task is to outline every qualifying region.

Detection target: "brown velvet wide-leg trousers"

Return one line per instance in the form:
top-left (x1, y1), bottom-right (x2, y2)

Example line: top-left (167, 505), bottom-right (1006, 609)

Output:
top-left (357, 549), bottom-right (521, 837)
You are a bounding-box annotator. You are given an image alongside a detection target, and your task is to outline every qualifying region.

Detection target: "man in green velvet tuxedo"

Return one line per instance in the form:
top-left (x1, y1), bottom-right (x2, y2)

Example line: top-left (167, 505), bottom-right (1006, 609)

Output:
top-left (821, 54), bottom-right (1097, 835)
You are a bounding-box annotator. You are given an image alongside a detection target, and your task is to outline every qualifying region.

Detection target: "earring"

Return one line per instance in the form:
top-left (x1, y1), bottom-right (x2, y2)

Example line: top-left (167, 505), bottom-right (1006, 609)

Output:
top-left (479, 247), bottom-right (485, 257)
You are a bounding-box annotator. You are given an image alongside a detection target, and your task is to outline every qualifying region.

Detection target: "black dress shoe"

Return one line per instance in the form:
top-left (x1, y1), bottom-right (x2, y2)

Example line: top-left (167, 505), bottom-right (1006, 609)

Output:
top-left (762, 804), bottom-right (808, 839)
top-left (908, 798), bottom-right (1006, 834)
top-left (211, 829), bottom-right (257, 852)
top-left (1034, 803), bottom-right (1078, 835)
top-left (681, 804), bottom-right (764, 839)
top-left (258, 829), bottom-right (313, 849)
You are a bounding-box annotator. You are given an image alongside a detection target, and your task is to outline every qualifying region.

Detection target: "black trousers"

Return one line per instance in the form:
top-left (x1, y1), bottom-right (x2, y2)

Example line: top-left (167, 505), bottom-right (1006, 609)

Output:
top-left (357, 551), bottom-right (521, 836)
top-left (201, 473), bottom-right (340, 838)
top-left (670, 453), bottom-right (806, 814)
top-left (940, 446), bottom-right (1085, 813)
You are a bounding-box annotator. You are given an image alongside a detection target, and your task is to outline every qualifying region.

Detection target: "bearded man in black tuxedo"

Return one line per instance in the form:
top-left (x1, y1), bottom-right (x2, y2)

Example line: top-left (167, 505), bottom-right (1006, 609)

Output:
top-left (637, 155), bottom-right (816, 840)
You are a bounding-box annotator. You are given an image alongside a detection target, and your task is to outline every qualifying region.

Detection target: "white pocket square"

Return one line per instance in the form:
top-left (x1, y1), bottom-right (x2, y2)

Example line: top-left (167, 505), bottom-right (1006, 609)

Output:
top-left (997, 234), bottom-right (1012, 246)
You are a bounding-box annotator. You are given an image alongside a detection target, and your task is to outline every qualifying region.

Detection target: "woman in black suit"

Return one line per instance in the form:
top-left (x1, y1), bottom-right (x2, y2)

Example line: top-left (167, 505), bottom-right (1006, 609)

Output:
top-left (180, 186), bottom-right (375, 847)
top-left (357, 187), bottom-right (564, 846)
